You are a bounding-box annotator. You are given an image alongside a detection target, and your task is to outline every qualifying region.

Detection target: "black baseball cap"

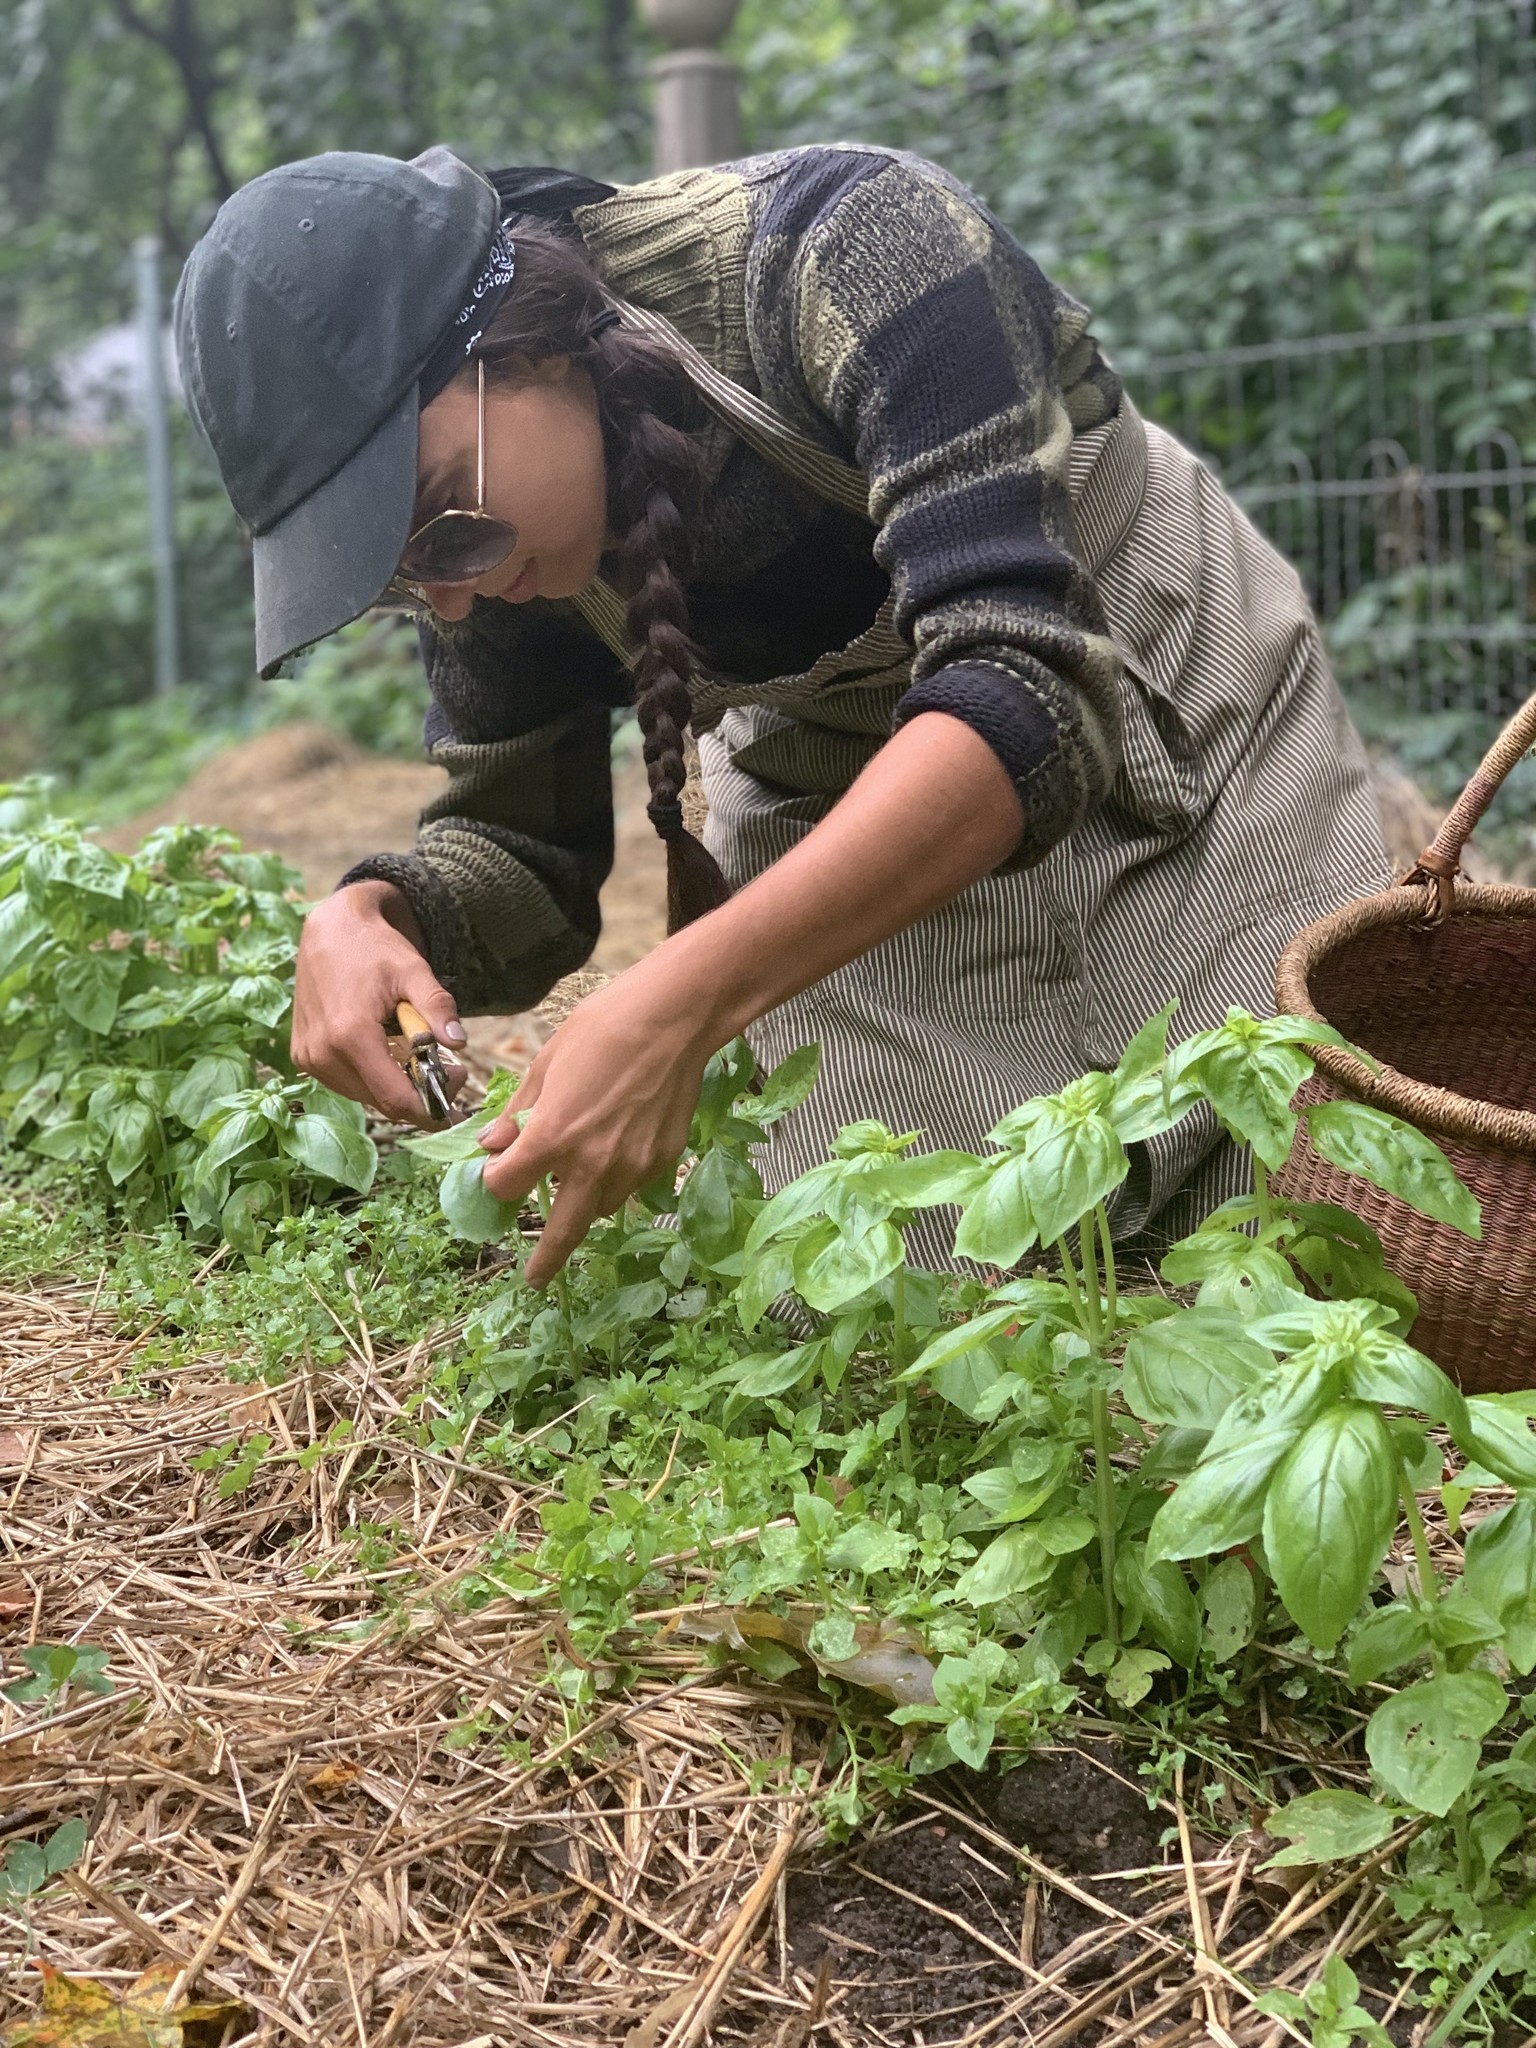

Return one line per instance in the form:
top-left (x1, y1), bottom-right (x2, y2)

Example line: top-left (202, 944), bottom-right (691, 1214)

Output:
top-left (174, 146), bottom-right (509, 677)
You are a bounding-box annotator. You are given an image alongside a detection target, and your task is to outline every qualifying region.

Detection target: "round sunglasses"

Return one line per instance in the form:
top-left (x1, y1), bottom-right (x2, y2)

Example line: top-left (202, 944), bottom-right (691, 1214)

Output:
top-left (382, 359), bottom-right (519, 601)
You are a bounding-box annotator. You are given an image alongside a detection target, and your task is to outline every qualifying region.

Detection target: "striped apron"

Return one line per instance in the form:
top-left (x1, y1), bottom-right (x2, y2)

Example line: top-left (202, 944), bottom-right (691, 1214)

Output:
top-left (577, 308), bottom-right (1391, 1258)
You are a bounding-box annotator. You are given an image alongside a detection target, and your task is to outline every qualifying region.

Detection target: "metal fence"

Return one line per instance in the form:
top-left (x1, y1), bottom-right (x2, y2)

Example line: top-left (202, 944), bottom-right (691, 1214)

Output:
top-left (752, 0), bottom-right (1536, 718)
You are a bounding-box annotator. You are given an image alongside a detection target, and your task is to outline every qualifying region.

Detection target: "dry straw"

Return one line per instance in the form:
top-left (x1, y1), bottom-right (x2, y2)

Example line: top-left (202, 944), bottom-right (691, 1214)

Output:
top-left (0, 1279), bottom-right (1402, 2044)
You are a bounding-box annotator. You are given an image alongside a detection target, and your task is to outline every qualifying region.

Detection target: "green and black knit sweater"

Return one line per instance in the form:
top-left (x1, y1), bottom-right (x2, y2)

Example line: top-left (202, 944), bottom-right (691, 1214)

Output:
top-left (343, 144), bottom-right (1127, 1013)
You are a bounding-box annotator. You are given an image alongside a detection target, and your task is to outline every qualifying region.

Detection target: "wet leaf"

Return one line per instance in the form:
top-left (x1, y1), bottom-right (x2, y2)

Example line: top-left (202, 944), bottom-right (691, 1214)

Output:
top-left (0, 1960), bottom-right (247, 2047)
top-left (678, 1604), bottom-right (936, 1706)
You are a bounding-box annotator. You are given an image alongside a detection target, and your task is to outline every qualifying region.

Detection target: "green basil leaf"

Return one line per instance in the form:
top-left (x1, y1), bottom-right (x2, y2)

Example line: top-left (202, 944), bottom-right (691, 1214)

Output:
top-left (1202, 1354), bottom-right (1342, 1461)
top-left (902, 1305), bottom-right (1019, 1384)
top-left (953, 1525), bottom-right (1056, 1606)
top-left (1348, 1600), bottom-right (1434, 1685)
top-left (1288, 1211), bottom-right (1419, 1331)
top-left (793, 1215), bottom-right (903, 1313)
top-left (105, 1098), bottom-right (157, 1185)
top-left (740, 1042), bottom-right (822, 1125)
top-left (1463, 1494), bottom-right (1536, 1674)
top-left (1304, 1099), bottom-right (1480, 1239)
top-left (166, 1050), bottom-right (254, 1129)
top-left (737, 1240), bottom-right (797, 1335)
top-left (1170, 1015), bottom-right (1310, 1168)
top-left (1459, 1395), bottom-right (1536, 1488)
top-left (284, 1107), bottom-right (377, 1193)
top-left (225, 972), bottom-right (292, 1029)
top-left (931, 1350), bottom-right (1007, 1420)
top-left (1201, 1554), bottom-right (1257, 1664)
top-left (29, 1119), bottom-right (91, 1162)
top-left (743, 1161), bottom-right (840, 1254)
top-left (1263, 1402), bottom-right (1397, 1652)
top-left (857, 1150), bottom-right (990, 1209)
top-left (1122, 1309), bottom-right (1272, 1431)
top-left (1146, 1422), bottom-right (1300, 1565)
top-left (826, 1519), bottom-right (918, 1575)
top-left (440, 1155), bottom-right (519, 1245)
top-left (54, 949), bottom-right (132, 1034)
top-left (574, 1282), bottom-right (667, 1347)
top-left (0, 893), bottom-right (48, 981)
top-left (962, 1442), bottom-right (1070, 1524)
top-left (197, 1107), bottom-right (269, 1178)
top-left (1346, 1337), bottom-right (1468, 1435)
top-left (400, 1109), bottom-right (499, 1164)
top-left (1161, 1228), bottom-right (1303, 1316)
top-left (1034, 1512), bottom-right (1096, 1556)
top-left (1019, 1107), bottom-right (1128, 1246)
top-left (220, 1179), bottom-right (276, 1255)
top-left (1263, 1789), bottom-right (1400, 1868)
top-left (1366, 1671), bottom-right (1508, 1817)
top-left (1114, 1544), bottom-right (1201, 1667)
top-left (716, 1342), bottom-right (821, 1399)
top-left (953, 1154), bottom-right (1038, 1268)
top-left (678, 1147), bottom-right (744, 1264)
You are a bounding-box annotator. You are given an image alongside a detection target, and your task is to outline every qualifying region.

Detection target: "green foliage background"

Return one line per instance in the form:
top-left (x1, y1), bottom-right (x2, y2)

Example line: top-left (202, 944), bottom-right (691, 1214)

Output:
top-left (1, 0), bottom-right (1531, 803)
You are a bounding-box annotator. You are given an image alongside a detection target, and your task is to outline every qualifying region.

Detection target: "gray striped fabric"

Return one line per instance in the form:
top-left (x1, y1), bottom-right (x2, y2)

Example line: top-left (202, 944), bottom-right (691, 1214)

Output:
top-left (582, 316), bottom-right (1390, 1262)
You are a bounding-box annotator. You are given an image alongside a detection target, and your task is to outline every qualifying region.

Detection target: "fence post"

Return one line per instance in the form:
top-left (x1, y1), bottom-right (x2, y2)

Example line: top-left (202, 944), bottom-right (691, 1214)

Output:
top-left (133, 234), bottom-right (179, 698)
top-left (639, 0), bottom-right (742, 173)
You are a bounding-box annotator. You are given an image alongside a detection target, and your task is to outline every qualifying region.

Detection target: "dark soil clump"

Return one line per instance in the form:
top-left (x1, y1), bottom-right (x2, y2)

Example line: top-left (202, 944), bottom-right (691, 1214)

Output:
top-left (783, 1743), bottom-right (1165, 2042)
top-left (781, 1743), bottom-right (1427, 2045)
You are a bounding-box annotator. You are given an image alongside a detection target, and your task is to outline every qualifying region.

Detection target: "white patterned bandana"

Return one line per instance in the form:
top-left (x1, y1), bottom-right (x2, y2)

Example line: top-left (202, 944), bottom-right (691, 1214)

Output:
top-left (419, 219), bottom-right (517, 401)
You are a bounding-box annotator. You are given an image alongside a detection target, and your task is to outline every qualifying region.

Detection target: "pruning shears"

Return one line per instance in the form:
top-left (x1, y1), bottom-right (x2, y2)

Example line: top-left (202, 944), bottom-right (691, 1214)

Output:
top-left (387, 1000), bottom-right (455, 1123)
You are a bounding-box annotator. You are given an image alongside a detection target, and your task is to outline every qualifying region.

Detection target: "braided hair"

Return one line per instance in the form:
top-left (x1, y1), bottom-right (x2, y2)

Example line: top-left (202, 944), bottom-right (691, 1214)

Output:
top-left (469, 221), bottom-right (731, 934)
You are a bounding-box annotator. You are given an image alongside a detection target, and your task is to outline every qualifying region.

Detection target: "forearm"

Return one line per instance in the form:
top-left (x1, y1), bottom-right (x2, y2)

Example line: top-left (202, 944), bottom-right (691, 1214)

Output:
top-left (478, 713), bottom-right (1022, 1280)
top-left (668, 711), bottom-right (1023, 1043)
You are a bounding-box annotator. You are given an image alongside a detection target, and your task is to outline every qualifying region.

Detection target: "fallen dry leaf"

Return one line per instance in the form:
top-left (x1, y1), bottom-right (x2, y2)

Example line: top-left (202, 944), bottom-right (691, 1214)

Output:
top-left (304, 1758), bottom-right (363, 1794)
top-left (680, 1603), bottom-right (937, 1706)
top-left (0, 1429), bottom-right (36, 1467)
top-left (0, 1960), bottom-right (247, 2048)
top-left (0, 1582), bottom-right (31, 1620)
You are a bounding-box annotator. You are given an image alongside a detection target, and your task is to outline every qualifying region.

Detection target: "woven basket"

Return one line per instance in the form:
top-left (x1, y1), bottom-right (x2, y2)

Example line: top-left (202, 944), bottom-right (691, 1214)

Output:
top-left (1272, 692), bottom-right (1536, 1393)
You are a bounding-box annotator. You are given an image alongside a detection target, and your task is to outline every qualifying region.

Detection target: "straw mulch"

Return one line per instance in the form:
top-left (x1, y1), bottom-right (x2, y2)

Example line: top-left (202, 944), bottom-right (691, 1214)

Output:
top-left (0, 1279), bottom-right (1408, 2047)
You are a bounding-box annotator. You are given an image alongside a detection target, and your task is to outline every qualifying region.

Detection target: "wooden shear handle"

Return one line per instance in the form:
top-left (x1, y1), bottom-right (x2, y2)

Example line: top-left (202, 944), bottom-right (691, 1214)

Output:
top-left (394, 999), bottom-right (438, 1046)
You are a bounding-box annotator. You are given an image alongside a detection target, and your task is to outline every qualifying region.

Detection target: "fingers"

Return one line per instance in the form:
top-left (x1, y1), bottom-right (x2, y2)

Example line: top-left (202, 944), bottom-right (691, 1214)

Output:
top-left (399, 962), bottom-right (467, 1052)
top-left (337, 1044), bottom-right (437, 1128)
top-left (477, 1046), bottom-right (546, 1153)
top-left (523, 1177), bottom-right (604, 1288)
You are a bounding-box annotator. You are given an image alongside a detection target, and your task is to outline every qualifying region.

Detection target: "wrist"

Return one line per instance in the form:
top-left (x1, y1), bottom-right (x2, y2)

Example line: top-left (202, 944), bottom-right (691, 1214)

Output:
top-left (329, 878), bottom-right (427, 952)
top-left (657, 903), bottom-right (780, 1047)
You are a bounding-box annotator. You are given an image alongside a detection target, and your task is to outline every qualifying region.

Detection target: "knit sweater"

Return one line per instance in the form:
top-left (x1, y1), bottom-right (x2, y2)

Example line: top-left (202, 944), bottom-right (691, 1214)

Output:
top-left (343, 144), bottom-right (1127, 1014)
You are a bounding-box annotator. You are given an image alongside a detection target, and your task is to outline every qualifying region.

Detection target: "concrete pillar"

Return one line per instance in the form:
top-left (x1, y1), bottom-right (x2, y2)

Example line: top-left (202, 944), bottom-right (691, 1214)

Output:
top-left (639, 0), bottom-right (743, 173)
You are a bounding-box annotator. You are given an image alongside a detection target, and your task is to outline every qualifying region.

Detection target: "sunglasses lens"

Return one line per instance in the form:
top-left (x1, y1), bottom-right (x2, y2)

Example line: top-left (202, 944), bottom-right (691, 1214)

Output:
top-left (399, 513), bottom-right (519, 585)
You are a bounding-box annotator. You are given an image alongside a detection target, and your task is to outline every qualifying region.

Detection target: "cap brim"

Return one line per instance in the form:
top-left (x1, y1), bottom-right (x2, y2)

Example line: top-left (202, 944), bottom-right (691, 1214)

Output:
top-left (253, 387), bottom-right (419, 678)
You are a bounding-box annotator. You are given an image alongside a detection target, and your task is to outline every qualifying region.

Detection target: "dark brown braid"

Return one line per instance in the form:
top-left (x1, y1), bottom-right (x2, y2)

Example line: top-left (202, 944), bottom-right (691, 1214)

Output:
top-left (468, 222), bottom-right (731, 933)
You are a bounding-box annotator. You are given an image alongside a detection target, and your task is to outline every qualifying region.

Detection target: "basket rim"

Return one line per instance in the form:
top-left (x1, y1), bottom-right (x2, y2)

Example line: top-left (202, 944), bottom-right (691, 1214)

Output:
top-left (1275, 879), bottom-right (1536, 1154)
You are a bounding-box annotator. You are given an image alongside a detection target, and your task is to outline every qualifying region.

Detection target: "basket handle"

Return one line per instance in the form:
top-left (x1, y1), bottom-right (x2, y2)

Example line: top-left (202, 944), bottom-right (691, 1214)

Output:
top-left (1401, 687), bottom-right (1536, 921)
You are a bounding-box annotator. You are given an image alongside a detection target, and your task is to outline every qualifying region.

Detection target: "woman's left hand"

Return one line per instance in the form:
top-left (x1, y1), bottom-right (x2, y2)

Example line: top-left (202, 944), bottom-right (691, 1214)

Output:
top-left (479, 713), bottom-right (1025, 1289)
top-left (477, 953), bottom-right (722, 1286)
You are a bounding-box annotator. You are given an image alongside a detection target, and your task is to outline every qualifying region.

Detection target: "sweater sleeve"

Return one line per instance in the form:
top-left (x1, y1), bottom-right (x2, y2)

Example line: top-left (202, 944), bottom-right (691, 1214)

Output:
top-left (339, 597), bottom-right (630, 1015)
top-left (746, 149), bottom-right (1125, 869)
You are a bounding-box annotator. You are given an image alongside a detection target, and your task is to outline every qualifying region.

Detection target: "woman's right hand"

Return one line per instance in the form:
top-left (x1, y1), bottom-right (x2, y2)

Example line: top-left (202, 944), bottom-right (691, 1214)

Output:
top-left (291, 879), bottom-right (467, 1125)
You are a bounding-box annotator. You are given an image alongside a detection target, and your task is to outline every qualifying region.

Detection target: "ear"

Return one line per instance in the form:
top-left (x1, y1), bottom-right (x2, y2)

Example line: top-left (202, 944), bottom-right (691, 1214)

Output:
top-left (526, 353), bottom-right (573, 386)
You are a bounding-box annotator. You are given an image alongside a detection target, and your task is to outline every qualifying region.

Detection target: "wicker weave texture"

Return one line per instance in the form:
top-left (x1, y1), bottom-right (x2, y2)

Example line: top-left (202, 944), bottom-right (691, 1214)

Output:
top-left (1273, 896), bottom-right (1536, 1392)
top-left (1276, 1075), bottom-right (1536, 1392)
